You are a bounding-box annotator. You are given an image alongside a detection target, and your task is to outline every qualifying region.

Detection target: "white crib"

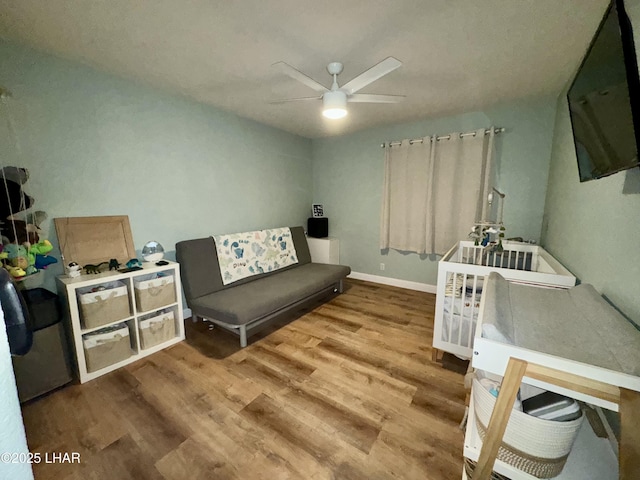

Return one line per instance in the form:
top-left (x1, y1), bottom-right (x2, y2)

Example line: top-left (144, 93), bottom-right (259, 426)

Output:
top-left (433, 241), bottom-right (576, 359)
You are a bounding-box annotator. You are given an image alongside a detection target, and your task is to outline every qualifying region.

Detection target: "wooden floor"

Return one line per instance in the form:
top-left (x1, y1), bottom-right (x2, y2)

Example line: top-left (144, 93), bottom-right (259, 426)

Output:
top-left (21, 279), bottom-right (467, 480)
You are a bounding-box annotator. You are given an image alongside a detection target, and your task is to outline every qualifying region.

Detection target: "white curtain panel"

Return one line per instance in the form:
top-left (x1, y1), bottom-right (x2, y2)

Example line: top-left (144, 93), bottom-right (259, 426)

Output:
top-left (380, 137), bottom-right (432, 254)
top-left (380, 128), bottom-right (495, 255)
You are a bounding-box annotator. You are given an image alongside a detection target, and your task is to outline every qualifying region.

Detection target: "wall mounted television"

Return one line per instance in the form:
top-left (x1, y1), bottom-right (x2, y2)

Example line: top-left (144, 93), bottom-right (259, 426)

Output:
top-left (567, 0), bottom-right (640, 182)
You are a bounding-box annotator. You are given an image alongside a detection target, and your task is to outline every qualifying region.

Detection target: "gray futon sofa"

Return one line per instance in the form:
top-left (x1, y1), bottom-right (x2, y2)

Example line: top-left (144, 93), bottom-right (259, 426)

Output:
top-left (176, 226), bottom-right (351, 347)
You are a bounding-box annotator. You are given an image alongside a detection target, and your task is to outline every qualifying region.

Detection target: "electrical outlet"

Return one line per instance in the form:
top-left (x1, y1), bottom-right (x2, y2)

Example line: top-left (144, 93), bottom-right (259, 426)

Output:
top-left (380, 263), bottom-right (385, 271)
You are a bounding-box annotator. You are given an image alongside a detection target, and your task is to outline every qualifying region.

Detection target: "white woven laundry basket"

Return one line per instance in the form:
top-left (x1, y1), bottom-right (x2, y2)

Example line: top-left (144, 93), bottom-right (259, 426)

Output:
top-left (472, 378), bottom-right (583, 478)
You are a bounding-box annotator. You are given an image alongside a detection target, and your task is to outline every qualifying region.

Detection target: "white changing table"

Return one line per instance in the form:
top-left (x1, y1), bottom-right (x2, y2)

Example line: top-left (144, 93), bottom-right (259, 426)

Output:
top-left (464, 273), bottom-right (640, 479)
top-left (433, 241), bottom-right (575, 360)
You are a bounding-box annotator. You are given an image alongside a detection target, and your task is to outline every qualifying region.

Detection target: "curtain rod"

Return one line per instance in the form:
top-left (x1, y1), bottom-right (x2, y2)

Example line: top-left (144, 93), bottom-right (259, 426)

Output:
top-left (380, 127), bottom-right (505, 148)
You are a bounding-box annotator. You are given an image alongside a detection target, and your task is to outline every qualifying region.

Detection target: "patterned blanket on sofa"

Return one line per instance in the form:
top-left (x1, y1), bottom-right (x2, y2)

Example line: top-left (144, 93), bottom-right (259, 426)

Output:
top-left (213, 227), bottom-right (298, 285)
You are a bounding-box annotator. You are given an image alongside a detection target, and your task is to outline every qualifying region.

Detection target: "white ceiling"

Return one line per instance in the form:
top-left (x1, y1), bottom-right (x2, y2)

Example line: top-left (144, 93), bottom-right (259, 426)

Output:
top-left (0, 0), bottom-right (609, 138)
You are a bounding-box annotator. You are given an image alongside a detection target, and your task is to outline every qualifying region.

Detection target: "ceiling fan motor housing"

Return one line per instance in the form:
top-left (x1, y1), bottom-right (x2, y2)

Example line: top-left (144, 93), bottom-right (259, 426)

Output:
top-left (327, 62), bottom-right (344, 75)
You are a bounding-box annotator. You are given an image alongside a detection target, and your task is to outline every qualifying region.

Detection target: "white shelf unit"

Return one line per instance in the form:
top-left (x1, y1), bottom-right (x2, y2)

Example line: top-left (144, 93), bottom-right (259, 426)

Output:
top-left (56, 261), bottom-right (185, 383)
top-left (463, 384), bottom-right (618, 479)
top-left (306, 236), bottom-right (340, 264)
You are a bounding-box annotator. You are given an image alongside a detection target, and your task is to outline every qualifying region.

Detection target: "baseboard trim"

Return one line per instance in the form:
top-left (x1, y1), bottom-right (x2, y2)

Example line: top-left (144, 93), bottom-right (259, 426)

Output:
top-left (348, 272), bottom-right (437, 294)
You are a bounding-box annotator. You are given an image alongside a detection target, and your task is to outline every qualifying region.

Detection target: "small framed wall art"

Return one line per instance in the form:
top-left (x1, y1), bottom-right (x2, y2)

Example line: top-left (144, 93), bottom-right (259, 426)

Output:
top-left (312, 204), bottom-right (324, 218)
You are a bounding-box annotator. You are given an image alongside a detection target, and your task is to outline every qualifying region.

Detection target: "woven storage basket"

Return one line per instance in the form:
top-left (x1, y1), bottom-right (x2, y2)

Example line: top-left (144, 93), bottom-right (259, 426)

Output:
top-left (134, 275), bottom-right (175, 312)
top-left (77, 281), bottom-right (130, 329)
top-left (464, 458), bottom-right (511, 480)
top-left (83, 323), bottom-right (131, 373)
top-left (139, 311), bottom-right (176, 350)
top-left (473, 378), bottom-right (583, 479)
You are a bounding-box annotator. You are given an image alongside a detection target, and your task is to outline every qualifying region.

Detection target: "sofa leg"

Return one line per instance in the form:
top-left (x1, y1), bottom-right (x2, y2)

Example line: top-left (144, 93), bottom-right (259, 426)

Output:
top-left (337, 279), bottom-right (344, 294)
top-left (192, 314), bottom-right (199, 323)
top-left (239, 326), bottom-right (247, 348)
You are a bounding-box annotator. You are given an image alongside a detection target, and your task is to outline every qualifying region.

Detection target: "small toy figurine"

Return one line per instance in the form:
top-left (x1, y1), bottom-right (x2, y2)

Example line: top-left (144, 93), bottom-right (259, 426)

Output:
top-left (108, 258), bottom-right (121, 271)
top-left (66, 262), bottom-right (82, 278)
top-left (84, 262), bottom-right (108, 274)
top-left (126, 258), bottom-right (142, 268)
top-left (469, 226), bottom-right (481, 246)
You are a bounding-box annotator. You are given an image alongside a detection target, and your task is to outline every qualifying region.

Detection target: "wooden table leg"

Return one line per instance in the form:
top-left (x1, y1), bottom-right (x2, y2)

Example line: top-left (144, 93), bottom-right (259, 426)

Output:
top-left (620, 388), bottom-right (640, 480)
top-left (471, 358), bottom-right (528, 480)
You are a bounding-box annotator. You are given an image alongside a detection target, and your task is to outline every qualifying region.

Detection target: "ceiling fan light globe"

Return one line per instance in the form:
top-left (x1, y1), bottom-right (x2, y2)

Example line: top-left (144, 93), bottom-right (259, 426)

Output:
top-left (322, 90), bottom-right (347, 119)
top-left (322, 108), bottom-right (348, 119)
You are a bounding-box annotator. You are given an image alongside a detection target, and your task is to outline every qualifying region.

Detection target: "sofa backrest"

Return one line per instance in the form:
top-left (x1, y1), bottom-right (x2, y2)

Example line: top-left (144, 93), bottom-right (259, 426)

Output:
top-left (176, 226), bottom-right (311, 303)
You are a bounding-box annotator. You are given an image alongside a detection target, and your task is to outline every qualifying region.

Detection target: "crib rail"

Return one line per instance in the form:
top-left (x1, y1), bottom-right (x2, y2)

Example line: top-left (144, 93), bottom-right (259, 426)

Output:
top-left (459, 245), bottom-right (534, 271)
top-left (433, 241), bottom-right (577, 359)
top-left (440, 271), bottom-right (482, 355)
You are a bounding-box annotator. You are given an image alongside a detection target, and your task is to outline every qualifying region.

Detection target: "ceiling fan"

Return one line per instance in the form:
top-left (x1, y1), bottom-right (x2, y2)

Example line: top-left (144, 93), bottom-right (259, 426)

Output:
top-left (271, 57), bottom-right (405, 119)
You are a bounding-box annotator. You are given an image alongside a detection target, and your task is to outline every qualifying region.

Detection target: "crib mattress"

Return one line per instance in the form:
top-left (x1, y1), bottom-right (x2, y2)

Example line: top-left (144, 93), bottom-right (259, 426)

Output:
top-left (481, 272), bottom-right (640, 378)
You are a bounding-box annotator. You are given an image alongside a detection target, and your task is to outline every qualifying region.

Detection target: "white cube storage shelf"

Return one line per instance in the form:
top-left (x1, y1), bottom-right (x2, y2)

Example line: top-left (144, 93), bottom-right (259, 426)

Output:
top-left (57, 261), bottom-right (185, 383)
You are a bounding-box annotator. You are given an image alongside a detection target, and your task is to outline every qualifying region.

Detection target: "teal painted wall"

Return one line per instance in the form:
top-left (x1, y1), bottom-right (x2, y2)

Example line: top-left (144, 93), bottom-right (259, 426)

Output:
top-left (541, 2), bottom-right (640, 326)
top-left (0, 40), bottom-right (312, 282)
top-left (311, 96), bottom-right (557, 285)
top-left (543, 2), bottom-right (640, 325)
top-left (542, 98), bottom-right (640, 325)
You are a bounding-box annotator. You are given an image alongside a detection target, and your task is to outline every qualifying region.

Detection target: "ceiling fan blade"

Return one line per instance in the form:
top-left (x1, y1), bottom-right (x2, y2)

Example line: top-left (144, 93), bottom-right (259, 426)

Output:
top-left (348, 94), bottom-right (405, 103)
top-left (269, 96), bottom-right (322, 104)
top-left (341, 57), bottom-right (402, 95)
top-left (272, 62), bottom-right (329, 94)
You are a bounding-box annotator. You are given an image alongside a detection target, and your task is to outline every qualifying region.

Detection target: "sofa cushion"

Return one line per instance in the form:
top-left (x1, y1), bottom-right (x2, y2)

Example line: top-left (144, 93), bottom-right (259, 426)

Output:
top-left (190, 262), bottom-right (350, 325)
top-left (176, 236), bottom-right (221, 301)
top-left (289, 225), bottom-right (312, 265)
